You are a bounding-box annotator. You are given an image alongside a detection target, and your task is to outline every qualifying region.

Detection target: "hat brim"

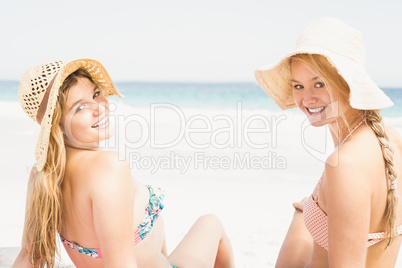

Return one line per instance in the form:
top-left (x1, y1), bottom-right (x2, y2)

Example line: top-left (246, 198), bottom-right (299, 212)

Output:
top-left (35, 59), bottom-right (122, 171)
top-left (255, 47), bottom-right (394, 111)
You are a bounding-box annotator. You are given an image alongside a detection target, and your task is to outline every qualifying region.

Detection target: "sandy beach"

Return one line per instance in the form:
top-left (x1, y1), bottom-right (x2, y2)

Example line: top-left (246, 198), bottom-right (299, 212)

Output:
top-left (1, 100), bottom-right (402, 267)
top-left (1, 0), bottom-right (401, 265)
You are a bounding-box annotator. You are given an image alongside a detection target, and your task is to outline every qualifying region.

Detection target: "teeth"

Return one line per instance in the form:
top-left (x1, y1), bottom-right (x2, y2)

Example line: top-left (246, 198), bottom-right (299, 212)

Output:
top-left (92, 117), bottom-right (107, 128)
top-left (307, 107), bottom-right (325, 113)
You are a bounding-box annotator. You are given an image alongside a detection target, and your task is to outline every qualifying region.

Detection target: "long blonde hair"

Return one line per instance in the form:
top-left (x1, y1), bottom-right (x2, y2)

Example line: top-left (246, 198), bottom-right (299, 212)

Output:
top-left (290, 53), bottom-right (399, 247)
top-left (26, 69), bottom-right (96, 267)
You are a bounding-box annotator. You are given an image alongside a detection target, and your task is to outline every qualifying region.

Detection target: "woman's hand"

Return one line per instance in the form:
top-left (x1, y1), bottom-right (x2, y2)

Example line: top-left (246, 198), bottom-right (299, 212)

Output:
top-left (293, 196), bottom-right (309, 212)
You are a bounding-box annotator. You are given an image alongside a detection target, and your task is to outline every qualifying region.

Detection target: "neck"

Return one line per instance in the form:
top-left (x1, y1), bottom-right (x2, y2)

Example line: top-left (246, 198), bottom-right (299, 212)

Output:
top-left (328, 109), bottom-right (364, 148)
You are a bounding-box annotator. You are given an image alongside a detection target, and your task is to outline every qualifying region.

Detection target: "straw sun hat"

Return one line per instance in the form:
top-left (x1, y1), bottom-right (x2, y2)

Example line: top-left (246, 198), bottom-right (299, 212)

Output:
top-left (18, 59), bottom-right (122, 171)
top-left (255, 17), bottom-right (393, 110)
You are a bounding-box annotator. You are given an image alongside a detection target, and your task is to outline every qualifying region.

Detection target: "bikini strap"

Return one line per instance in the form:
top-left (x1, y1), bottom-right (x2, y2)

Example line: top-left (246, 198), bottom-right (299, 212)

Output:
top-left (313, 172), bottom-right (325, 202)
top-left (337, 119), bottom-right (365, 149)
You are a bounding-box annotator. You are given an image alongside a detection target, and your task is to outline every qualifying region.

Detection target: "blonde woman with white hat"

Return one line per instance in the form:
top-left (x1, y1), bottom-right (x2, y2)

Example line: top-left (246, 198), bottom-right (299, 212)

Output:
top-left (13, 59), bottom-right (235, 268)
top-left (255, 17), bottom-right (402, 267)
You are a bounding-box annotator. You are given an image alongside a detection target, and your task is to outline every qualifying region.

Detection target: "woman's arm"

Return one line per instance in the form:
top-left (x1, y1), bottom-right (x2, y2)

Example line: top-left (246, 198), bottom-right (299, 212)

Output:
top-left (276, 197), bottom-right (313, 268)
top-left (325, 153), bottom-right (371, 267)
top-left (12, 250), bottom-right (33, 268)
top-left (12, 166), bottom-right (37, 268)
top-left (88, 152), bottom-right (138, 268)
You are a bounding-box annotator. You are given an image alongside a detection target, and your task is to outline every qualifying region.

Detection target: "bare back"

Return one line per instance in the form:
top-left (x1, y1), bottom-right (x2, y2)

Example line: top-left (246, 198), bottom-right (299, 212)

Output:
top-left (61, 148), bottom-right (167, 267)
top-left (307, 126), bottom-right (402, 268)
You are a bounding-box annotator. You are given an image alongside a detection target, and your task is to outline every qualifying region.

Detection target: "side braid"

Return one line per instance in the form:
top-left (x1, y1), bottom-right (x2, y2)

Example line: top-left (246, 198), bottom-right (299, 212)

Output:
top-left (364, 110), bottom-right (399, 247)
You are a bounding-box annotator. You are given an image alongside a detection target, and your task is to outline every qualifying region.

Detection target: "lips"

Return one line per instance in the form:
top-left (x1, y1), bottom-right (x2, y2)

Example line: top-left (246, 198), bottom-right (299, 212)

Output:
top-left (91, 116), bottom-right (108, 128)
top-left (306, 106), bottom-right (326, 115)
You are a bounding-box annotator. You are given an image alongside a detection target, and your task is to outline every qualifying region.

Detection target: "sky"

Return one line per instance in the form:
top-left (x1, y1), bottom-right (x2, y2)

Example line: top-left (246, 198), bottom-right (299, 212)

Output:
top-left (1, 0), bottom-right (401, 86)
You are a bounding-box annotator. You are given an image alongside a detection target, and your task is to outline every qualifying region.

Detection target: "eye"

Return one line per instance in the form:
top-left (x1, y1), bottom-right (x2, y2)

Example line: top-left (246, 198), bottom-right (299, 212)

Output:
top-left (293, 84), bottom-right (304, 90)
top-left (93, 91), bottom-right (101, 98)
top-left (76, 104), bottom-right (86, 112)
top-left (315, 82), bottom-right (325, 88)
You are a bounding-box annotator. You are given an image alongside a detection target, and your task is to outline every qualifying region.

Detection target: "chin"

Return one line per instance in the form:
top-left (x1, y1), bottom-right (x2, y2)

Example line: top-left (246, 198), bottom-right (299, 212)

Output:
top-left (309, 120), bottom-right (327, 127)
top-left (99, 132), bottom-right (114, 142)
top-left (96, 123), bottom-right (115, 140)
top-left (307, 116), bottom-right (336, 127)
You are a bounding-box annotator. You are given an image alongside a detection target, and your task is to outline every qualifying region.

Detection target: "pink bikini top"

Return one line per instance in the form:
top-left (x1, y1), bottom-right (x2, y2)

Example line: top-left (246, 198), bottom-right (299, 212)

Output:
top-left (302, 119), bottom-right (402, 251)
top-left (303, 174), bottom-right (402, 251)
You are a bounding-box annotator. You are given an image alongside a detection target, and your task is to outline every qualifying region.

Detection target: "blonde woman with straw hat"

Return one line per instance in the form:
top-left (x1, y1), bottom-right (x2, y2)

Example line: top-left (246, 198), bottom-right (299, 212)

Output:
top-left (13, 59), bottom-right (235, 268)
top-left (255, 17), bottom-right (402, 267)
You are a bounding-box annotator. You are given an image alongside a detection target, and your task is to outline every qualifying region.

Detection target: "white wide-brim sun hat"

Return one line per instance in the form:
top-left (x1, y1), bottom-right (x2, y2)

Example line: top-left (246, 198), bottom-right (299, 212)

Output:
top-left (19, 59), bottom-right (123, 171)
top-left (254, 17), bottom-right (394, 110)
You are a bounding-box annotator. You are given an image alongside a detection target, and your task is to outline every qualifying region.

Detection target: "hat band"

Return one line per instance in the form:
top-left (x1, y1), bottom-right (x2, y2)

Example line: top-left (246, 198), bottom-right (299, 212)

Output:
top-left (36, 74), bottom-right (57, 124)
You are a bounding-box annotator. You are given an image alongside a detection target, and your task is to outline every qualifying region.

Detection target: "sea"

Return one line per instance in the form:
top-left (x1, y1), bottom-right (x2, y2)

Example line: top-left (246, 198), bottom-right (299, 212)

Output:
top-left (0, 81), bottom-right (401, 117)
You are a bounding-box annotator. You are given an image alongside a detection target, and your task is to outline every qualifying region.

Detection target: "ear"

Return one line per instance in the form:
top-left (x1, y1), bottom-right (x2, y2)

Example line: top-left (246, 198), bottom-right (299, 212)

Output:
top-left (59, 121), bottom-right (64, 133)
top-left (59, 119), bottom-right (66, 136)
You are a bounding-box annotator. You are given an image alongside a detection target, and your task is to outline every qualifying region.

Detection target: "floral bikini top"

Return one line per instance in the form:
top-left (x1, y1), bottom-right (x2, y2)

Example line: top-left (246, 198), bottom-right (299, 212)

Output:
top-left (60, 185), bottom-right (165, 258)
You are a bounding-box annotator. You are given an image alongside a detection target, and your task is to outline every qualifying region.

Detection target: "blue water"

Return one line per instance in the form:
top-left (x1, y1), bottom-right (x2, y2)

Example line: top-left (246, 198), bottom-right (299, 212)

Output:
top-left (1, 81), bottom-right (401, 117)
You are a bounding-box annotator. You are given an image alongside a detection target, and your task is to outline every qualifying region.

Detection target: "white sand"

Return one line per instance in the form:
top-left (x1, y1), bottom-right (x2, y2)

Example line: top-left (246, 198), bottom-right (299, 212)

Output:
top-left (1, 101), bottom-right (401, 267)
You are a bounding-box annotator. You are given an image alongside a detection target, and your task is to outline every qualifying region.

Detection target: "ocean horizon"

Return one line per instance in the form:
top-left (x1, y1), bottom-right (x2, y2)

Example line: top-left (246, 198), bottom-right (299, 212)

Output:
top-left (1, 81), bottom-right (401, 117)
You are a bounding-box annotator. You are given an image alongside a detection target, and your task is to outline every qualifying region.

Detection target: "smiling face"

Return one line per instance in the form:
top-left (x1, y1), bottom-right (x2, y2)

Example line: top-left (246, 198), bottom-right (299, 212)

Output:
top-left (291, 59), bottom-right (344, 127)
top-left (61, 76), bottom-right (113, 148)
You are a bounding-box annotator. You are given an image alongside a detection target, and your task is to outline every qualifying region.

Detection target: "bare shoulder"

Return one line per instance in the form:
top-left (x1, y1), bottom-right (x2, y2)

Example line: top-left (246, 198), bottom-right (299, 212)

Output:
top-left (324, 131), bottom-right (375, 193)
top-left (27, 165), bottom-right (39, 192)
top-left (325, 126), bottom-right (384, 193)
top-left (325, 149), bottom-right (364, 183)
top-left (324, 151), bottom-right (372, 211)
top-left (328, 125), bottom-right (385, 166)
top-left (326, 138), bottom-right (366, 171)
top-left (28, 165), bottom-right (38, 183)
top-left (90, 151), bottom-right (130, 170)
top-left (75, 151), bottom-right (130, 176)
top-left (82, 151), bottom-right (134, 196)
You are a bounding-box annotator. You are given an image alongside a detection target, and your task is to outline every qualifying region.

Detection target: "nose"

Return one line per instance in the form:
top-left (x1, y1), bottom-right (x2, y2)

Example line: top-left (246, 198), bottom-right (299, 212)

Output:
top-left (302, 87), bottom-right (318, 106)
top-left (92, 100), bottom-right (108, 117)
